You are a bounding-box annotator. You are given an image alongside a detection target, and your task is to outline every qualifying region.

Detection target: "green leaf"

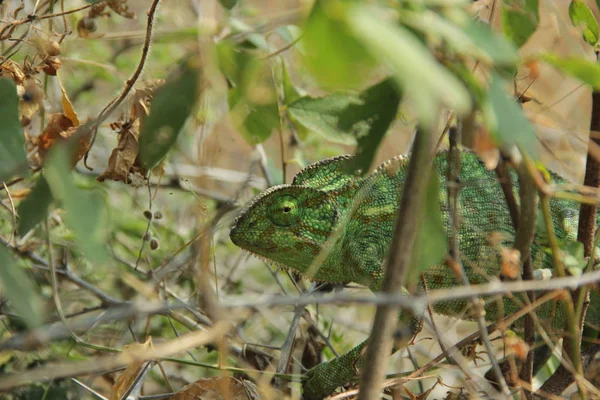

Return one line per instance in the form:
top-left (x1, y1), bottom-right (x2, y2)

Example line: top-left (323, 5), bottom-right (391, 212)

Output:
top-left (413, 171), bottom-right (446, 277)
top-left (219, 40), bottom-right (280, 145)
top-left (0, 78), bottom-right (29, 182)
top-left (288, 78), bottom-right (401, 172)
top-left (541, 54), bottom-right (600, 89)
top-left (241, 102), bottom-right (280, 144)
top-left (402, 11), bottom-right (518, 66)
top-left (348, 5), bottom-right (471, 126)
top-left (502, 0), bottom-right (539, 48)
top-left (218, 0), bottom-right (237, 9)
top-left (17, 175), bottom-right (53, 236)
top-left (486, 73), bottom-right (537, 156)
top-left (301, 0), bottom-right (374, 89)
top-left (139, 57), bottom-right (199, 170)
top-left (463, 20), bottom-right (519, 66)
top-left (569, 0), bottom-right (599, 45)
top-left (287, 92), bottom-right (362, 145)
top-left (281, 60), bottom-right (302, 104)
top-left (44, 146), bottom-right (110, 264)
top-left (0, 245), bottom-right (43, 328)
top-left (348, 79), bottom-right (402, 173)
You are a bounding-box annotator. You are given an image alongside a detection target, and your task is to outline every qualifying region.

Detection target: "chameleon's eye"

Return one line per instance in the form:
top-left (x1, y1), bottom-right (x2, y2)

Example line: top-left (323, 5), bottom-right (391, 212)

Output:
top-left (268, 194), bottom-right (302, 227)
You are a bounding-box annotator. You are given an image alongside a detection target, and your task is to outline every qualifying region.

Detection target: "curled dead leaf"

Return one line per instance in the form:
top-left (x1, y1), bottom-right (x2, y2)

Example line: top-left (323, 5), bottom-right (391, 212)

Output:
top-left (97, 122), bottom-right (143, 183)
top-left (110, 338), bottom-right (153, 400)
top-left (42, 56), bottom-right (62, 76)
top-left (38, 116), bottom-right (91, 165)
top-left (0, 59), bottom-right (26, 85)
top-left (107, 0), bottom-right (135, 19)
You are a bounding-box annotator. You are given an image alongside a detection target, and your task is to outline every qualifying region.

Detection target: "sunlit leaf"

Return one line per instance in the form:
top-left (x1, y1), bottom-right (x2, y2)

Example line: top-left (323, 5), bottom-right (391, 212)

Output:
top-left (486, 73), bottom-right (537, 156)
top-left (288, 78), bottom-right (401, 172)
top-left (139, 57), bottom-right (199, 170)
top-left (541, 54), bottom-right (600, 89)
top-left (348, 5), bottom-right (471, 125)
top-left (0, 78), bottom-right (28, 182)
top-left (0, 245), bottom-right (42, 328)
top-left (45, 145), bottom-right (110, 264)
top-left (502, 0), bottom-right (539, 48)
top-left (301, 0), bottom-right (374, 89)
top-left (569, 0), bottom-right (599, 46)
top-left (17, 175), bottom-right (53, 236)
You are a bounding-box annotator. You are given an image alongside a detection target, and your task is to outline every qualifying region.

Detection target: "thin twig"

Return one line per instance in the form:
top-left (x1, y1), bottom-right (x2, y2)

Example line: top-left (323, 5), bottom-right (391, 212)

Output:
top-left (84, 0), bottom-right (161, 169)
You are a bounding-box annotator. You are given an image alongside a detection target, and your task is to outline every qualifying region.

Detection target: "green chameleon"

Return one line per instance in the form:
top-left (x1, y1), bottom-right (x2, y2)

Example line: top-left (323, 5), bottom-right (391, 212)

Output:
top-left (230, 150), bottom-right (599, 399)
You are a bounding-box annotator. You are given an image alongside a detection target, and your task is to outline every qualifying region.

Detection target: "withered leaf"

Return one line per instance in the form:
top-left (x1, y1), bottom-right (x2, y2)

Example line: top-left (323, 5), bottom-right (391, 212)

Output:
top-left (110, 339), bottom-right (153, 400)
top-left (97, 125), bottom-right (141, 183)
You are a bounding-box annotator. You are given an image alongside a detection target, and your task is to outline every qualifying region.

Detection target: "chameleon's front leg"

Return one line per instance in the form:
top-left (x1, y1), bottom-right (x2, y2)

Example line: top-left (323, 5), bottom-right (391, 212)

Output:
top-left (303, 340), bottom-right (367, 400)
top-left (303, 312), bottom-right (420, 399)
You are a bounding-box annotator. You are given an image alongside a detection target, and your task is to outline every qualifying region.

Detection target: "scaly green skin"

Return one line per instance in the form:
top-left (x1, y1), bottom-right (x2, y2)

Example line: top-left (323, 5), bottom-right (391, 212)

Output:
top-left (230, 151), bottom-right (599, 399)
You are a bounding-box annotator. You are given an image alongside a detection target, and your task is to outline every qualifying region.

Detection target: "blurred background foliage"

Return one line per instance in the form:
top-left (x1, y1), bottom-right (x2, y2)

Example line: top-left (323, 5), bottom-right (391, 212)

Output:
top-left (1, 0), bottom-right (600, 398)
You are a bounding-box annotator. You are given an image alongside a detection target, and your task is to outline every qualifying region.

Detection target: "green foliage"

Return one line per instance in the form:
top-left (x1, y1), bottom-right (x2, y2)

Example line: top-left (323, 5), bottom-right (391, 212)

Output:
top-left (218, 0), bottom-right (238, 9)
top-left (0, 246), bottom-right (42, 328)
top-left (17, 176), bottom-right (53, 236)
top-left (542, 54), bottom-right (600, 89)
top-left (569, 0), bottom-right (599, 45)
top-left (301, 0), bottom-right (374, 89)
top-left (45, 146), bottom-right (110, 264)
top-left (287, 78), bottom-right (402, 171)
top-left (139, 57), bottom-right (200, 170)
top-left (486, 73), bottom-right (537, 156)
top-left (348, 5), bottom-right (471, 126)
top-left (0, 79), bottom-right (28, 182)
top-left (502, 0), bottom-right (539, 48)
top-left (218, 40), bottom-right (280, 144)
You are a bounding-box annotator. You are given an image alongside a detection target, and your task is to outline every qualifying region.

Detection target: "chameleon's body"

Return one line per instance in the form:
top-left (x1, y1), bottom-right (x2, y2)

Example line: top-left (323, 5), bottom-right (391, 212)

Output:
top-left (230, 151), bottom-right (599, 399)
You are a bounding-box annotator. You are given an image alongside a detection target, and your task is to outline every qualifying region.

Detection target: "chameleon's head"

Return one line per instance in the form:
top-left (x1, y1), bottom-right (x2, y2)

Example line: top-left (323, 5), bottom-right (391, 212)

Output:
top-left (230, 185), bottom-right (339, 276)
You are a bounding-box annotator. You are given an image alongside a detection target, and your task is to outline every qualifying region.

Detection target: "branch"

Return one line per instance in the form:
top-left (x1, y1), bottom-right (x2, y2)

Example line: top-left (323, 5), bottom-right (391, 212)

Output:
top-left (358, 127), bottom-right (435, 400)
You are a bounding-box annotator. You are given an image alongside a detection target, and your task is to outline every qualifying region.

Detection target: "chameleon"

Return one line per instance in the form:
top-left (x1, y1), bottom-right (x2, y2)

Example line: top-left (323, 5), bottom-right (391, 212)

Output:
top-left (229, 150), bottom-right (600, 399)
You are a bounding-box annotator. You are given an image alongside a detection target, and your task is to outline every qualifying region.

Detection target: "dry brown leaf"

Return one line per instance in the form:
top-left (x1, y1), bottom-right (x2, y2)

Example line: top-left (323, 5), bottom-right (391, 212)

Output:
top-left (171, 377), bottom-right (262, 400)
top-left (38, 114), bottom-right (76, 158)
top-left (97, 124), bottom-right (140, 183)
top-left (110, 338), bottom-right (153, 400)
top-left (0, 59), bottom-right (25, 85)
top-left (107, 0), bottom-right (135, 18)
top-left (58, 73), bottom-right (79, 126)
